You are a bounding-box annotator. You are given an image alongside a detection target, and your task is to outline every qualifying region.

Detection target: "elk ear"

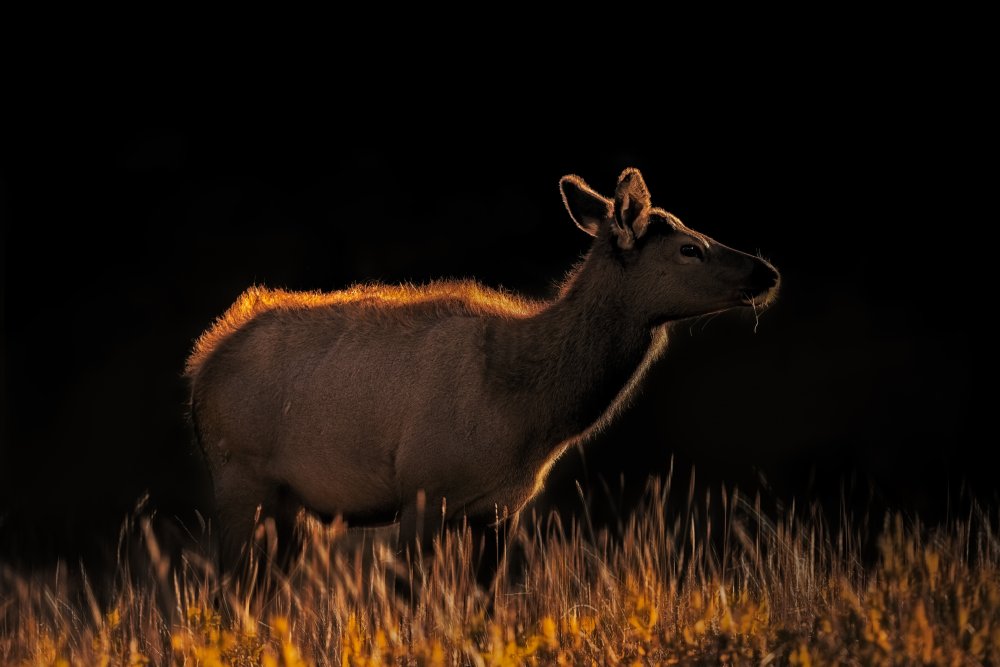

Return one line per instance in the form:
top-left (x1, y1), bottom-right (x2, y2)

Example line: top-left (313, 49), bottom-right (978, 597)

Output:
top-left (560, 174), bottom-right (613, 237)
top-left (613, 168), bottom-right (652, 249)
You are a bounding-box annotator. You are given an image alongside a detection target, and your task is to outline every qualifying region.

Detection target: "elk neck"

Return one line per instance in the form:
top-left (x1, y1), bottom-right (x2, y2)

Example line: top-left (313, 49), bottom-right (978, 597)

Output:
top-left (483, 243), bottom-right (668, 446)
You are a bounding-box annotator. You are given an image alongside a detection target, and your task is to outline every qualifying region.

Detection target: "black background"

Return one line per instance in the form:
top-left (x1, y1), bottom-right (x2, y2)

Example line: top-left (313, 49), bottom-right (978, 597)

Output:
top-left (0, 53), bottom-right (991, 568)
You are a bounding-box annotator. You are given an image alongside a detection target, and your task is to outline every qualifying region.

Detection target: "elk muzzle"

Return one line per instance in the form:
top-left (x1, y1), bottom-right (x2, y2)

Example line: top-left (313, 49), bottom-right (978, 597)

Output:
top-left (742, 259), bottom-right (780, 306)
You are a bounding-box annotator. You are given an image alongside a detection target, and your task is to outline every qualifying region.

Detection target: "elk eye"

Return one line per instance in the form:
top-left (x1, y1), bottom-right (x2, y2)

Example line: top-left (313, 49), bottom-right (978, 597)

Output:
top-left (680, 244), bottom-right (704, 260)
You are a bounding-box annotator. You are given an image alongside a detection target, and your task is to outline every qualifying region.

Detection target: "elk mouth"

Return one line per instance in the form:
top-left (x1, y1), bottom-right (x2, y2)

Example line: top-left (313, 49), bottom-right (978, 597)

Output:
top-left (740, 283), bottom-right (779, 308)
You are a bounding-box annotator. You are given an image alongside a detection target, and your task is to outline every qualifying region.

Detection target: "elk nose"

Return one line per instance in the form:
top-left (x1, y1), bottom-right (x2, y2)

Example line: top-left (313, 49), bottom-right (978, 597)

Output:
top-left (750, 261), bottom-right (780, 291)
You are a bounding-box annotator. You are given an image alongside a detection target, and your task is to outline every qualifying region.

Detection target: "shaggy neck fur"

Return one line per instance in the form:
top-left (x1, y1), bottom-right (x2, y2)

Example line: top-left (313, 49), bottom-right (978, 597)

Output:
top-left (485, 235), bottom-right (668, 456)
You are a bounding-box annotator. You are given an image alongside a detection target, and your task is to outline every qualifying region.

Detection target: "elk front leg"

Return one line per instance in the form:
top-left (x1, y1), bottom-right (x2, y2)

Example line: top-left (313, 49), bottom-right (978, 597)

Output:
top-left (470, 509), bottom-right (521, 593)
top-left (395, 491), bottom-right (443, 599)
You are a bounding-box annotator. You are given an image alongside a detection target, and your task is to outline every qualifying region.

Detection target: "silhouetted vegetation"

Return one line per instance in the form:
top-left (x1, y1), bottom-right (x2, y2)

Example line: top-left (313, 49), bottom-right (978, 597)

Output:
top-left (3, 470), bottom-right (997, 665)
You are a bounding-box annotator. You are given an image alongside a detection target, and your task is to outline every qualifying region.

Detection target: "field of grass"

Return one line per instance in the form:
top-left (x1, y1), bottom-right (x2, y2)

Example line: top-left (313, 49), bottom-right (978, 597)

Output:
top-left (2, 472), bottom-right (998, 666)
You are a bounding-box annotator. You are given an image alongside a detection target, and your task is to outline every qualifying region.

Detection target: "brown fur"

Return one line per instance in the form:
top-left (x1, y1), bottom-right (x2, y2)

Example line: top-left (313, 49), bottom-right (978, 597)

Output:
top-left (187, 168), bottom-right (780, 575)
top-left (186, 283), bottom-right (541, 380)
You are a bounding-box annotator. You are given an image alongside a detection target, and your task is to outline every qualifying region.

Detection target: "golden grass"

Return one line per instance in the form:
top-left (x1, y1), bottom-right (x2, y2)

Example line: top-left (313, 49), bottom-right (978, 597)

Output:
top-left (2, 472), bottom-right (998, 666)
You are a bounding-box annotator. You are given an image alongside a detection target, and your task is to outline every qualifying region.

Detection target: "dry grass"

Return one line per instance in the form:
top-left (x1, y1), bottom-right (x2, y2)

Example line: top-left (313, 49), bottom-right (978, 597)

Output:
top-left (2, 471), bottom-right (998, 666)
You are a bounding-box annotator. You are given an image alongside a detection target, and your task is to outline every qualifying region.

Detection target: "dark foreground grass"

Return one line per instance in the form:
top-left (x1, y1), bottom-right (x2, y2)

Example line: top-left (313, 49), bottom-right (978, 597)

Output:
top-left (2, 472), bottom-right (998, 665)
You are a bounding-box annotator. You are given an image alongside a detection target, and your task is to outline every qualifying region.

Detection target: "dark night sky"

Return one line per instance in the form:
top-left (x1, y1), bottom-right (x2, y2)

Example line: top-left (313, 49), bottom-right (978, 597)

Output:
top-left (0, 59), bottom-right (991, 565)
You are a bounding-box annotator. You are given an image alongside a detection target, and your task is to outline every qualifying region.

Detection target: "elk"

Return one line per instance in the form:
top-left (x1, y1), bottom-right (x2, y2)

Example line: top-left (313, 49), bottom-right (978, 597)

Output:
top-left (186, 168), bottom-right (780, 583)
